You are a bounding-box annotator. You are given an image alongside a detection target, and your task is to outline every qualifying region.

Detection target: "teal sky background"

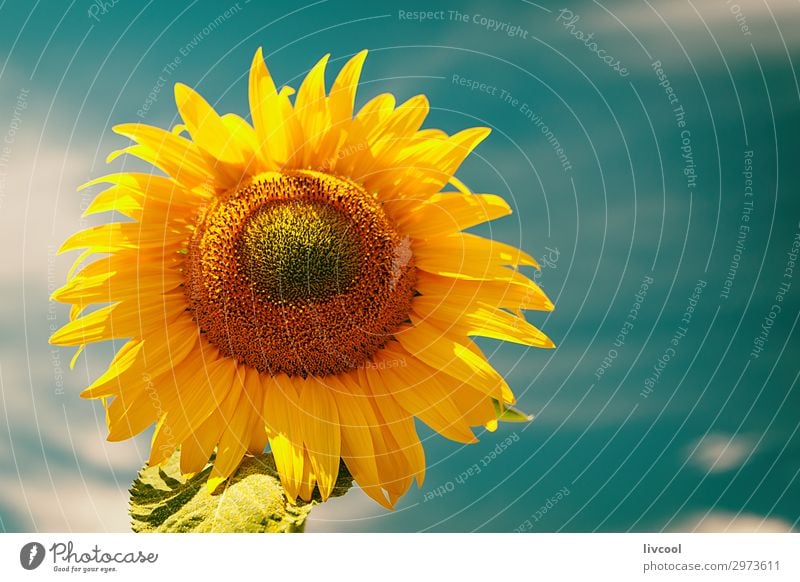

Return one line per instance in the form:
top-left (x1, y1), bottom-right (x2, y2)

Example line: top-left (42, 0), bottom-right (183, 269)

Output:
top-left (0, 0), bottom-right (798, 532)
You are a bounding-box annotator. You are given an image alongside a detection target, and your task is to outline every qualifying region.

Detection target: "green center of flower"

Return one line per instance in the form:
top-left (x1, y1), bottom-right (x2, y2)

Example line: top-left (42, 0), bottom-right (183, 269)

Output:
top-left (238, 200), bottom-right (362, 304)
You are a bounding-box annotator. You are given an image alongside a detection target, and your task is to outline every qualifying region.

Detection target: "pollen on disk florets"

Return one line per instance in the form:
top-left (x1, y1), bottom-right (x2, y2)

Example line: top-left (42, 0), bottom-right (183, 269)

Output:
top-left (239, 200), bottom-right (363, 304)
top-left (185, 170), bottom-right (416, 377)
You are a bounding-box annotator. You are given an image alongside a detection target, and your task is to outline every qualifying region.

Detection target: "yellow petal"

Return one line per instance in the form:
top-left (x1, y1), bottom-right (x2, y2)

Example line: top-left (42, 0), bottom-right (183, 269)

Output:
top-left (368, 127), bottom-right (491, 200)
top-left (180, 365), bottom-right (245, 474)
top-left (80, 173), bottom-right (201, 219)
top-left (174, 83), bottom-right (245, 165)
top-left (79, 340), bottom-right (141, 396)
top-left (381, 95), bottom-right (430, 139)
top-left (248, 48), bottom-right (279, 130)
top-left (298, 376), bottom-right (341, 501)
top-left (308, 50), bottom-right (369, 174)
top-left (263, 374), bottom-right (304, 500)
top-left (297, 449), bottom-right (317, 502)
top-left (388, 192), bottom-right (512, 239)
top-left (148, 355), bottom-right (233, 466)
top-left (415, 270), bottom-right (554, 312)
top-left (209, 378), bottom-right (255, 486)
top-left (222, 114), bottom-right (259, 166)
top-left (276, 87), bottom-right (303, 167)
top-left (356, 93), bottom-right (396, 129)
top-left (294, 54), bottom-right (331, 166)
top-left (49, 295), bottom-right (187, 346)
top-left (394, 320), bottom-right (509, 402)
top-left (179, 409), bottom-right (224, 475)
top-left (242, 368), bottom-right (268, 456)
top-left (411, 296), bottom-right (554, 348)
top-left (105, 387), bottom-right (162, 441)
top-left (329, 50), bottom-right (367, 126)
top-left (249, 49), bottom-right (299, 169)
top-left (449, 384), bottom-right (497, 429)
top-left (413, 232), bottom-right (538, 284)
top-left (82, 186), bottom-right (142, 218)
top-left (326, 376), bottom-right (386, 505)
top-left (372, 343), bottom-right (477, 444)
top-left (81, 322), bottom-right (198, 401)
top-left (52, 265), bottom-right (183, 304)
top-left (353, 368), bottom-right (425, 485)
top-left (58, 221), bottom-right (188, 255)
top-left (335, 371), bottom-right (404, 504)
top-left (112, 124), bottom-right (220, 188)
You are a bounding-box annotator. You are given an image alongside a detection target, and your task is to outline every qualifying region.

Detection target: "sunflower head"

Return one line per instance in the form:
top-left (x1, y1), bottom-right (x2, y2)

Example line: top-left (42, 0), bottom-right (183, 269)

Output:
top-left (50, 48), bottom-right (554, 508)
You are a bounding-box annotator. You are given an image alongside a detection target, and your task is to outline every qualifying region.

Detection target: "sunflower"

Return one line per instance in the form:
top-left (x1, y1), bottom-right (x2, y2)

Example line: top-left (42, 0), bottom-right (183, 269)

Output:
top-left (50, 49), bottom-right (554, 508)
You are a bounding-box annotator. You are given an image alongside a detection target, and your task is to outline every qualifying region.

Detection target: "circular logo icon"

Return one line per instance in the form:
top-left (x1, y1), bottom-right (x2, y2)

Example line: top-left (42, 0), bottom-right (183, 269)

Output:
top-left (19, 542), bottom-right (45, 570)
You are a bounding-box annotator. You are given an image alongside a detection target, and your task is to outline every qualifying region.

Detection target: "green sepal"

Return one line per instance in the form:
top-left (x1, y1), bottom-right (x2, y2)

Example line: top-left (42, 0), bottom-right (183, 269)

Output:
top-left (129, 450), bottom-right (352, 533)
top-left (492, 399), bottom-right (534, 423)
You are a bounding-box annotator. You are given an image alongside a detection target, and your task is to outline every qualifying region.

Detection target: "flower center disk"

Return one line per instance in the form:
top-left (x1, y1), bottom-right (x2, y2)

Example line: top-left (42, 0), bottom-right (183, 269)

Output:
top-left (185, 170), bottom-right (416, 377)
top-left (240, 200), bottom-right (362, 303)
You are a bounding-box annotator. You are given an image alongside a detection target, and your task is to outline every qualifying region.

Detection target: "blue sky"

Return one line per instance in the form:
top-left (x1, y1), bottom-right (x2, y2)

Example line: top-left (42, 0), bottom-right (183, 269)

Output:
top-left (1, 0), bottom-right (799, 532)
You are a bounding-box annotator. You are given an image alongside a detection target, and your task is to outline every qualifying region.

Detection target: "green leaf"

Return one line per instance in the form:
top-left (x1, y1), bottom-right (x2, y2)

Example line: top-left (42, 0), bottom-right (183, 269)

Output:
top-left (130, 450), bottom-right (352, 533)
top-left (492, 399), bottom-right (534, 423)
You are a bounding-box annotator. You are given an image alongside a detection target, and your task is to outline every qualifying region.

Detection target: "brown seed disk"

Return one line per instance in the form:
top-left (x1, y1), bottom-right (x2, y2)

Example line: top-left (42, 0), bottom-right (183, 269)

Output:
top-left (185, 170), bottom-right (416, 377)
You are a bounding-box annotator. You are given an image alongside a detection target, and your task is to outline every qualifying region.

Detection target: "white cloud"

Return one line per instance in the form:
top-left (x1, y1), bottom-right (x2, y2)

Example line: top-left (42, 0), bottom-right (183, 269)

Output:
top-left (601, 0), bottom-right (797, 27)
top-left (584, 0), bottom-right (800, 37)
top-left (671, 511), bottom-right (794, 532)
top-left (553, 0), bottom-right (800, 70)
top-left (687, 433), bottom-right (756, 473)
top-left (0, 104), bottom-right (151, 530)
top-left (0, 474), bottom-right (131, 532)
top-left (0, 126), bottom-right (94, 283)
top-left (0, 347), bottom-right (149, 532)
